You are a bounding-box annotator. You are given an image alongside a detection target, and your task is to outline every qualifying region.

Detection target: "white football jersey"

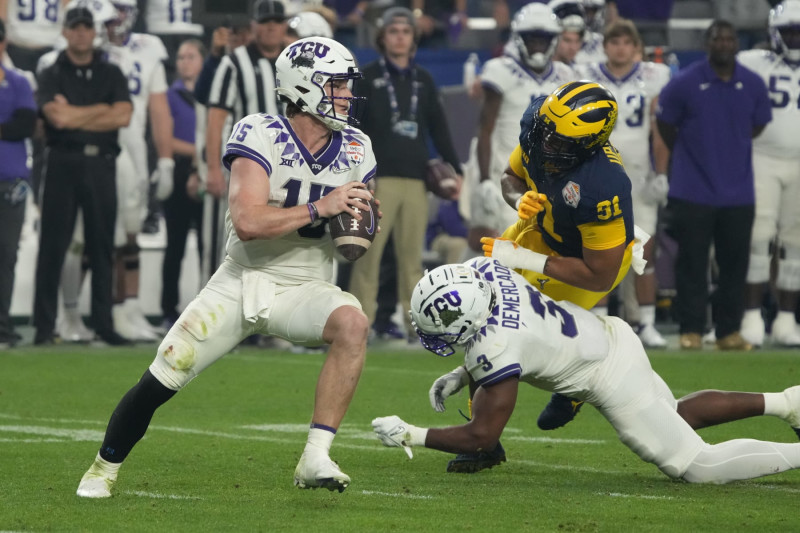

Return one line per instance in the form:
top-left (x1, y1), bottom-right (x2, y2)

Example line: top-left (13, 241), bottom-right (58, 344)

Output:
top-left (106, 33), bottom-right (169, 151)
top-left (738, 49), bottom-right (800, 159)
top-left (222, 113), bottom-right (378, 283)
top-left (576, 61), bottom-right (670, 178)
top-left (5, 0), bottom-right (63, 49)
top-left (575, 31), bottom-right (606, 65)
top-left (145, 0), bottom-right (203, 35)
top-left (462, 257), bottom-right (610, 394)
top-left (480, 56), bottom-right (576, 180)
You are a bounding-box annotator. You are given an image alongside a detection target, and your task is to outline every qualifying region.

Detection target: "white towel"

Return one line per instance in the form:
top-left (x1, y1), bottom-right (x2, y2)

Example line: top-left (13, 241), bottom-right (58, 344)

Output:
top-left (241, 270), bottom-right (276, 324)
top-left (631, 225), bottom-right (651, 276)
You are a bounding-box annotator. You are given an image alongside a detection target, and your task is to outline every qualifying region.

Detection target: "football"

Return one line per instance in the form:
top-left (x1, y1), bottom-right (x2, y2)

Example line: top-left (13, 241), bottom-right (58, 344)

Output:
top-left (426, 158), bottom-right (461, 200)
top-left (329, 195), bottom-right (379, 261)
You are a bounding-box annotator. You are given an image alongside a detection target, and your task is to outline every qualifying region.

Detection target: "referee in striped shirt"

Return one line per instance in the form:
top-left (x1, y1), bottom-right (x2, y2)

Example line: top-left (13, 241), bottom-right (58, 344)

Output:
top-left (205, 0), bottom-right (287, 199)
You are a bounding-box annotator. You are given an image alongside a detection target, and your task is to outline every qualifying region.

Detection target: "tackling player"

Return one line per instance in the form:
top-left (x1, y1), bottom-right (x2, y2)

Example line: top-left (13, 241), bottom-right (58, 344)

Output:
top-left (576, 19), bottom-right (671, 348)
top-left (738, 0), bottom-right (800, 347)
top-left (470, 3), bottom-right (575, 253)
top-left (374, 261), bottom-right (800, 485)
top-left (76, 37), bottom-right (377, 497)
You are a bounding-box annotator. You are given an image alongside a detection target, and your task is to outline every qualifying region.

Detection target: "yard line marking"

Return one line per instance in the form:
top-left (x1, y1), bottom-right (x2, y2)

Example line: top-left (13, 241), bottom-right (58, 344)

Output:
top-left (600, 492), bottom-right (675, 501)
top-left (516, 459), bottom-right (630, 476)
top-left (361, 490), bottom-right (433, 500)
top-left (0, 413), bottom-right (104, 425)
top-left (0, 425), bottom-right (105, 441)
top-left (750, 484), bottom-right (800, 495)
top-left (124, 490), bottom-right (202, 500)
top-left (0, 437), bottom-right (67, 443)
top-left (506, 436), bottom-right (607, 444)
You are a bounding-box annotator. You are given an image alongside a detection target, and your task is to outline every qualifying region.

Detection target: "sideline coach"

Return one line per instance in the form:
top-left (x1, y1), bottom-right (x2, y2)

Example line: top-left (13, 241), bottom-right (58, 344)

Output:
top-left (33, 6), bottom-right (132, 346)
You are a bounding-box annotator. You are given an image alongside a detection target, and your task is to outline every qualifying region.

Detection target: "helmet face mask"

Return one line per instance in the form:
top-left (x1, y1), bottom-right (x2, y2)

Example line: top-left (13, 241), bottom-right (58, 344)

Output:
top-left (410, 264), bottom-right (496, 357)
top-left (107, 0), bottom-right (137, 44)
top-left (523, 81), bottom-right (618, 176)
top-left (511, 4), bottom-right (560, 70)
top-left (276, 38), bottom-right (365, 130)
top-left (771, 1), bottom-right (800, 62)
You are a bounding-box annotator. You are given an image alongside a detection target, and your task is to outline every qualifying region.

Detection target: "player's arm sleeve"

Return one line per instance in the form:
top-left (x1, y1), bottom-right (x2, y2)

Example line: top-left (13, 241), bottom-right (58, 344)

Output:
top-left (148, 59), bottom-right (169, 95)
top-left (465, 342), bottom-right (520, 388)
top-left (578, 218), bottom-right (627, 250)
top-left (479, 59), bottom-right (505, 96)
top-left (207, 55), bottom-right (238, 112)
top-left (360, 136), bottom-right (378, 185)
top-left (507, 144), bottom-right (533, 187)
top-left (222, 116), bottom-right (273, 177)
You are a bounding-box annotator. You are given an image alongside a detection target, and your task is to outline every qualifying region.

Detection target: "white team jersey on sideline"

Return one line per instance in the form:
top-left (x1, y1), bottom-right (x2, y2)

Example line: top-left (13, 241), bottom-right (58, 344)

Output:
top-left (575, 31), bottom-right (606, 65)
top-left (462, 257), bottom-right (610, 394)
top-left (145, 0), bottom-right (202, 35)
top-left (480, 56), bottom-right (575, 179)
top-left (221, 113), bottom-right (378, 284)
top-left (738, 49), bottom-right (800, 159)
top-left (106, 33), bottom-right (168, 154)
top-left (576, 61), bottom-right (670, 178)
top-left (5, 0), bottom-right (63, 49)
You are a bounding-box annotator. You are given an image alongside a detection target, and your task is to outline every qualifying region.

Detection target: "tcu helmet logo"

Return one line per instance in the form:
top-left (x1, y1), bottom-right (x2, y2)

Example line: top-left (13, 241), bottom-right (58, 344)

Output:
top-left (287, 41), bottom-right (331, 69)
top-left (423, 291), bottom-right (464, 327)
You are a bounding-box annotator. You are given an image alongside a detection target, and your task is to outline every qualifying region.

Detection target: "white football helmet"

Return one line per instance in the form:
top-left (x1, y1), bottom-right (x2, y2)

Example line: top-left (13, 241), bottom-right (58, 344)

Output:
top-left (107, 0), bottom-right (137, 45)
top-left (276, 37), bottom-right (364, 131)
top-left (511, 3), bottom-right (561, 70)
top-left (410, 264), bottom-right (496, 357)
top-left (548, 0), bottom-right (586, 33)
top-left (65, 0), bottom-right (116, 47)
top-left (581, 0), bottom-right (605, 32)
top-left (770, 0), bottom-right (800, 62)
top-left (288, 11), bottom-right (333, 39)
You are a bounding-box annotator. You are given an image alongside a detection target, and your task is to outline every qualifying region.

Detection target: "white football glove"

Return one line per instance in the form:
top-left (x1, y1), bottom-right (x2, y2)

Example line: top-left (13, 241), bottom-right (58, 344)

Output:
top-left (429, 366), bottom-right (469, 412)
top-left (151, 157), bottom-right (175, 201)
top-left (643, 173), bottom-right (669, 206)
top-left (371, 415), bottom-right (422, 459)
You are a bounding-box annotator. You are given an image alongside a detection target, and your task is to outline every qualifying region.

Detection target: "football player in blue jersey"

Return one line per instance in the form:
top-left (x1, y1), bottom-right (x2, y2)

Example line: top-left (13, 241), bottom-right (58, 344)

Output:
top-left (441, 80), bottom-right (643, 473)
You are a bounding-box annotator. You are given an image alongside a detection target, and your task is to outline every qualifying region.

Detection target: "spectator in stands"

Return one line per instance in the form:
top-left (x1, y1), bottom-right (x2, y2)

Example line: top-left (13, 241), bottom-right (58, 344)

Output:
top-left (0, 18), bottom-right (36, 348)
top-left (737, 0), bottom-right (800, 347)
top-left (349, 7), bottom-right (463, 341)
top-left (576, 19), bottom-right (671, 347)
top-left (409, 0), bottom-right (468, 49)
top-left (322, 0), bottom-right (368, 49)
top-left (160, 38), bottom-right (205, 329)
top-left (656, 20), bottom-right (772, 351)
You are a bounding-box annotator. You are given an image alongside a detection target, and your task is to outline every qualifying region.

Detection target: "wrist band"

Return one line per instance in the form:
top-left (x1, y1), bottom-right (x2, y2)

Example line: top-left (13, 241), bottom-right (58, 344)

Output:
top-left (514, 196), bottom-right (522, 211)
top-left (307, 202), bottom-right (319, 222)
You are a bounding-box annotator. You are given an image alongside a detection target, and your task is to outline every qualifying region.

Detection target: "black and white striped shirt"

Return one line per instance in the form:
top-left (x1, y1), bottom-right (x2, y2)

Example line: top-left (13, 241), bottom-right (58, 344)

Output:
top-left (207, 43), bottom-right (280, 118)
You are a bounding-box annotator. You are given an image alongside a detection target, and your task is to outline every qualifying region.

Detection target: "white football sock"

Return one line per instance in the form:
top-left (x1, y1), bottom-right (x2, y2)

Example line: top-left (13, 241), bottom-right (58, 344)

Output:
top-left (639, 305), bottom-right (656, 327)
top-left (304, 426), bottom-right (335, 455)
top-left (763, 392), bottom-right (790, 418)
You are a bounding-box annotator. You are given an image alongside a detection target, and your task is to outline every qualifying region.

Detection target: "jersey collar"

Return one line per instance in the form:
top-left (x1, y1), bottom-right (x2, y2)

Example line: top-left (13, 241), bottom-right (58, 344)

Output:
top-left (280, 116), bottom-right (342, 175)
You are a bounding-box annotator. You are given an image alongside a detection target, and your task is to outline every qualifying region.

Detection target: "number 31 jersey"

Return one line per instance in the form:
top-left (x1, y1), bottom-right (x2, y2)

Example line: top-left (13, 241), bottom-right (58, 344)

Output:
top-left (222, 113), bottom-right (378, 283)
top-left (738, 49), bottom-right (800, 159)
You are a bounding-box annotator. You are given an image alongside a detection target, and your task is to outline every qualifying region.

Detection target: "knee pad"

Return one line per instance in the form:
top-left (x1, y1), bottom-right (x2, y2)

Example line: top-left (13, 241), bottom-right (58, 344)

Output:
top-left (777, 243), bottom-right (800, 291)
top-left (150, 336), bottom-right (198, 390)
top-left (746, 239), bottom-right (772, 284)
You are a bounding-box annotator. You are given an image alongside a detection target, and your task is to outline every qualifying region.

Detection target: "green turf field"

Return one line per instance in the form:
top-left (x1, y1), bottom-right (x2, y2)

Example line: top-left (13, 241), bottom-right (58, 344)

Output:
top-left (2, 343), bottom-right (800, 532)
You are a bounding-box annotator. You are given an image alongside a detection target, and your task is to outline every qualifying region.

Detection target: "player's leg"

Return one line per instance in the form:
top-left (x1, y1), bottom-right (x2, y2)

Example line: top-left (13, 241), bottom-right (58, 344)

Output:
top-left (266, 280), bottom-right (367, 492)
top-left (742, 152), bottom-right (779, 346)
top-left (77, 261), bottom-right (251, 497)
top-left (392, 179), bottom-right (428, 337)
top-left (57, 212), bottom-right (94, 342)
top-left (771, 160), bottom-right (800, 345)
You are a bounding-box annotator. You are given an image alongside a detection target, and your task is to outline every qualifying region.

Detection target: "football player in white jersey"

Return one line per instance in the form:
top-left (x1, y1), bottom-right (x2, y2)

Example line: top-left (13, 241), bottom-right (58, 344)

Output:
top-left (470, 3), bottom-right (574, 253)
top-left (576, 19), bottom-right (671, 347)
top-left (373, 261), bottom-right (800, 484)
top-left (549, 0), bottom-right (606, 65)
top-left (76, 37), bottom-right (377, 498)
top-left (738, 0), bottom-right (800, 347)
top-left (0, 0), bottom-right (69, 71)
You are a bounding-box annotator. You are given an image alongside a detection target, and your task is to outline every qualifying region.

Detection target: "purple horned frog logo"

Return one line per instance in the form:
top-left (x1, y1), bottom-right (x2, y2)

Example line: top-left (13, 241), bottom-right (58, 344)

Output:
top-left (286, 41), bottom-right (331, 69)
top-left (423, 291), bottom-right (464, 327)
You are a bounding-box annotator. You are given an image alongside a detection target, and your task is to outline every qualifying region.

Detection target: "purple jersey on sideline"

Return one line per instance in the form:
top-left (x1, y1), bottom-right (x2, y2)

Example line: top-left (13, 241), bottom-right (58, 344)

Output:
top-left (167, 79), bottom-right (196, 144)
top-left (0, 66), bottom-right (35, 181)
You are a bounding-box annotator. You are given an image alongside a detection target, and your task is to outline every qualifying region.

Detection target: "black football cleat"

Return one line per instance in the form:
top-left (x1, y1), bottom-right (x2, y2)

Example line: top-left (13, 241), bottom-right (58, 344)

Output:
top-left (537, 393), bottom-right (584, 430)
top-left (446, 442), bottom-right (506, 473)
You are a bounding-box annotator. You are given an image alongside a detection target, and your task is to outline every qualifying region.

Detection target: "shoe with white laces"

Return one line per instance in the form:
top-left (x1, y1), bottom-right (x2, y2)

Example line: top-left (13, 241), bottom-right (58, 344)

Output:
top-left (637, 324), bottom-right (667, 348)
top-left (771, 314), bottom-right (800, 347)
top-left (57, 313), bottom-right (94, 343)
top-left (293, 452), bottom-right (350, 493)
top-left (740, 311), bottom-right (765, 347)
top-left (782, 385), bottom-right (800, 440)
top-left (76, 455), bottom-right (119, 498)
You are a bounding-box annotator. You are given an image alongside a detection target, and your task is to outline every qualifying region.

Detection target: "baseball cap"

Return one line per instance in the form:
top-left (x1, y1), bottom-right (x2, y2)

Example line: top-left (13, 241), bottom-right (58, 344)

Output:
top-left (64, 6), bottom-right (94, 28)
top-left (253, 0), bottom-right (286, 23)
top-left (379, 7), bottom-right (416, 29)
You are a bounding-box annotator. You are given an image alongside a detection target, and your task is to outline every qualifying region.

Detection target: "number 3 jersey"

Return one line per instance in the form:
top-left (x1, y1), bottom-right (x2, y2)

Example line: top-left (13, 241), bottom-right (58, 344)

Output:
top-left (463, 257), bottom-right (610, 393)
top-left (738, 49), bottom-right (800, 159)
top-left (222, 113), bottom-right (378, 283)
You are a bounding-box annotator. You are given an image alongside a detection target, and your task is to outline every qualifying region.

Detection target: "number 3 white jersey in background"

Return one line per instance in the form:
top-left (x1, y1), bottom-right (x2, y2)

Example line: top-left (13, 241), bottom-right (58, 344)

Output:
top-left (145, 0), bottom-right (202, 35)
top-left (480, 56), bottom-right (575, 180)
top-left (5, 0), bottom-right (64, 49)
top-left (738, 49), bottom-right (800, 159)
top-left (576, 61), bottom-right (670, 178)
top-left (462, 257), bottom-right (610, 393)
top-left (221, 113), bottom-right (378, 284)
